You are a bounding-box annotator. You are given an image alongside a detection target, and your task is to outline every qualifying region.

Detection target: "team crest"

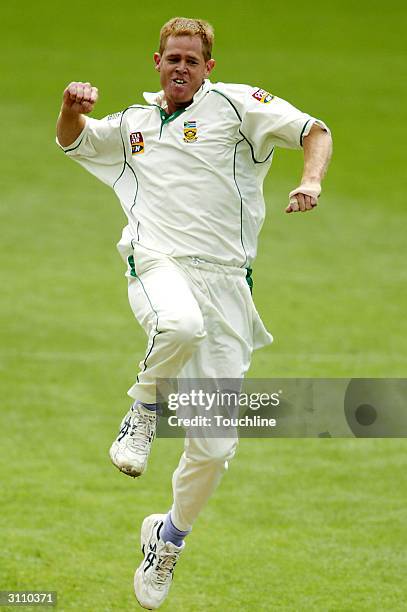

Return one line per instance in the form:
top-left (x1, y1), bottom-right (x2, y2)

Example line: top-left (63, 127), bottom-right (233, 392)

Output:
top-left (252, 88), bottom-right (274, 104)
top-left (183, 121), bottom-right (198, 143)
top-left (130, 131), bottom-right (144, 154)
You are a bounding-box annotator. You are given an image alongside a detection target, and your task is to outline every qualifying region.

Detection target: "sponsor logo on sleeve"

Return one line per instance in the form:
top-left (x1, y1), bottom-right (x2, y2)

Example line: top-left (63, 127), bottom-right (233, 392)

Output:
top-left (252, 88), bottom-right (274, 104)
top-left (183, 120), bottom-right (198, 143)
top-left (130, 132), bottom-right (144, 154)
top-left (107, 111), bottom-right (122, 121)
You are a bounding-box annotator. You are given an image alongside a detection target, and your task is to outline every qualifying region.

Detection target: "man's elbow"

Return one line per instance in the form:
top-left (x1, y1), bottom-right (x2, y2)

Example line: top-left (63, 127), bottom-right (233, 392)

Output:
top-left (304, 123), bottom-right (333, 155)
top-left (305, 122), bottom-right (332, 141)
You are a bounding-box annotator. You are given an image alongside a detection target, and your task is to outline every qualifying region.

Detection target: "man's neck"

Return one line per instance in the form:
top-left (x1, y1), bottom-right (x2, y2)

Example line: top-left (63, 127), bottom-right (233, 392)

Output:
top-left (166, 99), bottom-right (192, 116)
top-left (164, 79), bottom-right (207, 116)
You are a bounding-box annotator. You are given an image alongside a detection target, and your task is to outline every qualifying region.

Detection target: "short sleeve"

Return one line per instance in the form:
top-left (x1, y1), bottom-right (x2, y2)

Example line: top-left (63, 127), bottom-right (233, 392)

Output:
top-left (240, 87), bottom-right (329, 161)
top-left (213, 83), bottom-right (329, 163)
top-left (56, 112), bottom-right (124, 187)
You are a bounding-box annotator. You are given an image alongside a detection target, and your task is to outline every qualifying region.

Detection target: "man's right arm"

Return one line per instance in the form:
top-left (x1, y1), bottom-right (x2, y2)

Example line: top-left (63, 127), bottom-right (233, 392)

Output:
top-left (56, 81), bottom-right (98, 147)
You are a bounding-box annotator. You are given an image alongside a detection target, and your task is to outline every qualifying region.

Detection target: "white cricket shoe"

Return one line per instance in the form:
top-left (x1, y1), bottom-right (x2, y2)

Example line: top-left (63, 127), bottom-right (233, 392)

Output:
top-left (134, 514), bottom-right (184, 610)
top-left (109, 402), bottom-right (156, 477)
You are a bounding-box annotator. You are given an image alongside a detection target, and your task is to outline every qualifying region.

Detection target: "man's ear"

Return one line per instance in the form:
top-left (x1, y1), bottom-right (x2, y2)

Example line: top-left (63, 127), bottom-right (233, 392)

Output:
top-left (153, 52), bottom-right (161, 71)
top-left (205, 59), bottom-right (216, 77)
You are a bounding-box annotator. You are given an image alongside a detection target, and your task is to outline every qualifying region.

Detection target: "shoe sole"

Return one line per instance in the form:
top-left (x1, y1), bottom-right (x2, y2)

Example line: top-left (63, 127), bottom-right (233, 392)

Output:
top-left (109, 442), bottom-right (145, 478)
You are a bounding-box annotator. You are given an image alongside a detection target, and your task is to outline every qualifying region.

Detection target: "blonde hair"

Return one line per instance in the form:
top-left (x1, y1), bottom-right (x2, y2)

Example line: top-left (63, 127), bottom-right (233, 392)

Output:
top-left (159, 17), bottom-right (214, 61)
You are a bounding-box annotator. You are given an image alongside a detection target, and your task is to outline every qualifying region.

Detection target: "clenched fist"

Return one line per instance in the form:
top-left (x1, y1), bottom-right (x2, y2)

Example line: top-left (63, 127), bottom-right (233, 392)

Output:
top-left (57, 81), bottom-right (99, 147)
top-left (62, 81), bottom-right (99, 115)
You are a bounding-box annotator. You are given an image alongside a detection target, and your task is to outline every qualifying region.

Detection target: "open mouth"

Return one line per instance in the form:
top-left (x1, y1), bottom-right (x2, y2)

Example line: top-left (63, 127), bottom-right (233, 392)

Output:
top-left (173, 79), bottom-right (187, 85)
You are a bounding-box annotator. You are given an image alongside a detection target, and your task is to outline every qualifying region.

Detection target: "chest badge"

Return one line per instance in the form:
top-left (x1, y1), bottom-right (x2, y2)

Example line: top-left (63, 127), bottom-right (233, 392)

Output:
top-left (130, 131), bottom-right (144, 154)
top-left (183, 121), bottom-right (198, 143)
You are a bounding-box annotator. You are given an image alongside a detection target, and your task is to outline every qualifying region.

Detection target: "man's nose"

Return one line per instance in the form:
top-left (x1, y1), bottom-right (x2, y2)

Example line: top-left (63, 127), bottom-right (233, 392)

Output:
top-left (175, 61), bottom-right (187, 73)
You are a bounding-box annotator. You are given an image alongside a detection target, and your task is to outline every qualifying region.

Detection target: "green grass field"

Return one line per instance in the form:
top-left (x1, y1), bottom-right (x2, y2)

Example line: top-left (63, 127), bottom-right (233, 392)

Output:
top-left (1, 0), bottom-right (407, 610)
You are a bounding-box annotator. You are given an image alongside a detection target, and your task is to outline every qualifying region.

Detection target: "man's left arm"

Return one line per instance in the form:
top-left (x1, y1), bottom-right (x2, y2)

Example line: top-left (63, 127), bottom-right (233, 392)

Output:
top-left (286, 124), bottom-right (333, 213)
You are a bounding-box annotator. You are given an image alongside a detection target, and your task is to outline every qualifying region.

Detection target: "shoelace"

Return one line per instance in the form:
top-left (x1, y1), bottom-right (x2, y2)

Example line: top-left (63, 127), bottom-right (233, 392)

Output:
top-left (128, 411), bottom-right (156, 452)
top-left (152, 548), bottom-right (180, 589)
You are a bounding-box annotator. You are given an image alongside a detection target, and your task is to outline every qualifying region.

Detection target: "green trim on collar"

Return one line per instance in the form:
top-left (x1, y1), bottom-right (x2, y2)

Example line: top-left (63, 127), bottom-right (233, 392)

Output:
top-left (159, 107), bottom-right (186, 124)
top-left (156, 107), bottom-right (186, 138)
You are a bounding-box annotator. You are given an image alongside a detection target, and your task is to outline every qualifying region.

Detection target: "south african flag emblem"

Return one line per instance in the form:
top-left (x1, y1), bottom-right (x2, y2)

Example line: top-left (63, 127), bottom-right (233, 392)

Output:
top-left (183, 120), bottom-right (198, 143)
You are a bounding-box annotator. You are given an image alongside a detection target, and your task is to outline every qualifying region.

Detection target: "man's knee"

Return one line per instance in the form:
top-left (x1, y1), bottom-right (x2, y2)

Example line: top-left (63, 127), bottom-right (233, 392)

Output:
top-left (185, 437), bottom-right (238, 465)
top-left (165, 311), bottom-right (205, 349)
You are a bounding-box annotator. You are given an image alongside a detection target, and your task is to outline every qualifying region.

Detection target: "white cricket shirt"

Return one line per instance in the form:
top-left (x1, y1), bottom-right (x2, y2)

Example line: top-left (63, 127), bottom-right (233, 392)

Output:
top-left (58, 79), bottom-right (328, 267)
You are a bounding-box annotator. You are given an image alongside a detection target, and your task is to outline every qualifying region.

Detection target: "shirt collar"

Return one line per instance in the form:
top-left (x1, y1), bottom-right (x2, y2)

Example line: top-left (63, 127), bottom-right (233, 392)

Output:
top-left (143, 79), bottom-right (212, 110)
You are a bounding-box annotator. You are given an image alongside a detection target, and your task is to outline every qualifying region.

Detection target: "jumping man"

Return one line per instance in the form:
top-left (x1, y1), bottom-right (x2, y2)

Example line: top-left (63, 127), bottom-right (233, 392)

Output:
top-left (56, 16), bottom-right (332, 609)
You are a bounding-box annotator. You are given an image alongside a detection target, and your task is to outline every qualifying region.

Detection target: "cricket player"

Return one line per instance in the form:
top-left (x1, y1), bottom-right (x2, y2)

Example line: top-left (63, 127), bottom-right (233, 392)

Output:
top-left (56, 16), bottom-right (332, 610)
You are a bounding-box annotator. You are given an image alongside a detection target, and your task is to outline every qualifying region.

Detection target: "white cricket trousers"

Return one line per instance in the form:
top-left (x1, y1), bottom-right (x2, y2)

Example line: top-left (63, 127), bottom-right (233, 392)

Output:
top-left (125, 244), bottom-right (272, 531)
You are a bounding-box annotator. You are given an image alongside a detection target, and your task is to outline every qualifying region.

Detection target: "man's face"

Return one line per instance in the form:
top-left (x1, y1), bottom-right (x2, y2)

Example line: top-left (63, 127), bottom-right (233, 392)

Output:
top-left (154, 36), bottom-right (215, 112)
